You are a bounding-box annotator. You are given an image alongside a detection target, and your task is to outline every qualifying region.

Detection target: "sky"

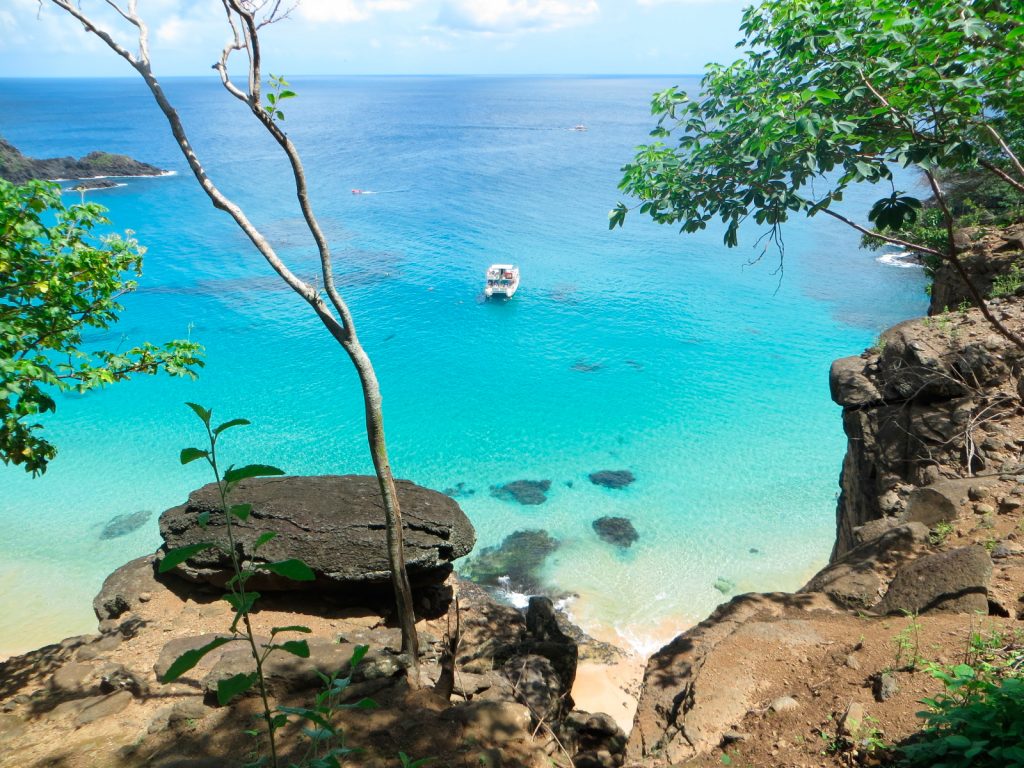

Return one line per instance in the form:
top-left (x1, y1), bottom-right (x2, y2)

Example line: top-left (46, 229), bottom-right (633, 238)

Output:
top-left (0, 0), bottom-right (750, 77)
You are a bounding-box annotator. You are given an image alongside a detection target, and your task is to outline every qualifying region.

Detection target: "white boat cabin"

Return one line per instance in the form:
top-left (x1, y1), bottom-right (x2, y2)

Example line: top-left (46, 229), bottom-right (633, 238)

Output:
top-left (484, 264), bottom-right (520, 298)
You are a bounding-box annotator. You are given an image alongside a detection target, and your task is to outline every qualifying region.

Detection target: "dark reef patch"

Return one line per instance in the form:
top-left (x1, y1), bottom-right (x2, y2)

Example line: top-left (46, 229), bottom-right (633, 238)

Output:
top-left (99, 510), bottom-right (152, 540)
top-left (592, 516), bottom-right (639, 549)
top-left (491, 479), bottom-right (552, 506)
top-left (462, 529), bottom-right (560, 595)
top-left (588, 470), bottom-right (635, 489)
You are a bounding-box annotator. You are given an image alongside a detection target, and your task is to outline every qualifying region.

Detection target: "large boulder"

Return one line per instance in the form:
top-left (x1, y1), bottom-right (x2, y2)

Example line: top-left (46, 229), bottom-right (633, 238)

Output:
top-left (158, 475), bottom-right (475, 595)
top-left (874, 545), bottom-right (993, 616)
top-left (800, 523), bottom-right (929, 610)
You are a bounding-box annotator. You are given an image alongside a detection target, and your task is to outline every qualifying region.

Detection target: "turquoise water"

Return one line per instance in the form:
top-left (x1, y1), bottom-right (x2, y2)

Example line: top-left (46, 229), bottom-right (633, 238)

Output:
top-left (0, 76), bottom-right (928, 656)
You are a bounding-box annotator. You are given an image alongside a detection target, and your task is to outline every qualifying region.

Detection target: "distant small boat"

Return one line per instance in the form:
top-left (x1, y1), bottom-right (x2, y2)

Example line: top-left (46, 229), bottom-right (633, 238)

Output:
top-left (484, 264), bottom-right (520, 299)
top-left (571, 124), bottom-right (587, 132)
top-left (351, 189), bottom-right (365, 195)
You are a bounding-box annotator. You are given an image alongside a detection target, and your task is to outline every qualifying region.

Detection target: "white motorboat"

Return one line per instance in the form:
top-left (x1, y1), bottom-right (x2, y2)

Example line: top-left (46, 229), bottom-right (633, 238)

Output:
top-left (484, 264), bottom-right (520, 298)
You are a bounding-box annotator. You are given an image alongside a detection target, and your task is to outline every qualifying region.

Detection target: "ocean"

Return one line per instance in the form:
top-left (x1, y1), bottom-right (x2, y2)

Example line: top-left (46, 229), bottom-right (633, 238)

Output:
top-left (0, 76), bottom-right (928, 658)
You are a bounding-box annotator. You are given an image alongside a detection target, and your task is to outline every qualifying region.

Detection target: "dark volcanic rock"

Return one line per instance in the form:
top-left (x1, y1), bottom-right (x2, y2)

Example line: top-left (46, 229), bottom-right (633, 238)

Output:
top-left (874, 545), bottom-right (992, 616)
top-left (99, 510), bottom-right (152, 540)
top-left (588, 469), bottom-right (635, 489)
top-left (462, 529), bottom-right (559, 594)
top-left (93, 554), bottom-right (163, 621)
top-left (0, 136), bottom-right (166, 184)
top-left (158, 475), bottom-right (475, 594)
top-left (592, 516), bottom-right (639, 548)
top-left (490, 479), bottom-right (551, 505)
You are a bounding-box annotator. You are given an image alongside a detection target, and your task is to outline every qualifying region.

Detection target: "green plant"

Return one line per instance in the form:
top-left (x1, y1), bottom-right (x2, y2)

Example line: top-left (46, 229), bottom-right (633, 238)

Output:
top-left (991, 264), bottom-right (1024, 298)
top-left (398, 753), bottom-right (434, 768)
top-left (0, 179), bottom-right (202, 474)
top-left (893, 613), bottom-right (923, 673)
top-left (930, 521), bottom-right (955, 545)
top-left (899, 658), bottom-right (1024, 767)
top-left (158, 404), bottom-right (373, 768)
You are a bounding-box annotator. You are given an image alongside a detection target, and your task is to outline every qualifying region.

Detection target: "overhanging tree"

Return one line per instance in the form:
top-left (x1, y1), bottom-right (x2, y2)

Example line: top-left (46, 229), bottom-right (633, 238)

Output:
top-left (612, 0), bottom-right (1024, 348)
top-left (1, 179), bottom-right (202, 474)
top-left (46, 0), bottom-right (423, 682)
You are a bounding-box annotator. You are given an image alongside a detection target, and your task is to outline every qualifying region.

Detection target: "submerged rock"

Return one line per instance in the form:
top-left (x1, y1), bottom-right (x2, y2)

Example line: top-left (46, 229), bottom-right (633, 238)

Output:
top-left (490, 479), bottom-right (552, 505)
top-left (588, 470), bottom-right (635, 489)
top-left (99, 510), bottom-right (152, 540)
top-left (442, 481), bottom-right (475, 499)
top-left (571, 359), bottom-right (603, 373)
top-left (592, 516), bottom-right (639, 548)
top-left (462, 529), bottom-right (559, 595)
top-left (159, 475), bottom-right (475, 595)
top-left (713, 578), bottom-right (735, 595)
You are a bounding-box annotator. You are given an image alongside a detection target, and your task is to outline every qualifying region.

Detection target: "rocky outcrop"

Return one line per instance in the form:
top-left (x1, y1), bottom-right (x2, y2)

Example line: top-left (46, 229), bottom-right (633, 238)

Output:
top-left (627, 261), bottom-right (1024, 766)
top-left (830, 306), bottom-right (1024, 560)
top-left (0, 136), bottom-right (166, 185)
top-left (929, 224), bottom-right (1024, 313)
top-left (800, 523), bottom-right (930, 610)
top-left (626, 592), bottom-right (839, 764)
top-left (158, 475), bottom-right (475, 597)
top-left (873, 545), bottom-right (993, 615)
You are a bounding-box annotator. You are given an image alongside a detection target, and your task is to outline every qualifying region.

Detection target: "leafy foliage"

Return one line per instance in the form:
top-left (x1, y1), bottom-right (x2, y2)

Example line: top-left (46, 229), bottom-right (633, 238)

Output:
top-left (0, 179), bottom-right (202, 473)
top-left (160, 406), bottom-right (381, 768)
top-left (900, 632), bottom-right (1024, 767)
top-left (614, 0), bottom-right (1024, 270)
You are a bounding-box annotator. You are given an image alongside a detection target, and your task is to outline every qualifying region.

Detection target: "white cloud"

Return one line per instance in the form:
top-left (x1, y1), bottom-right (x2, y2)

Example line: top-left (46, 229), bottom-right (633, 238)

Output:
top-left (297, 0), bottom-right (417, 23)
top-left (156, 16), bottom-right (189, 44)
top-left (436, 0), bottom-right (599, 33)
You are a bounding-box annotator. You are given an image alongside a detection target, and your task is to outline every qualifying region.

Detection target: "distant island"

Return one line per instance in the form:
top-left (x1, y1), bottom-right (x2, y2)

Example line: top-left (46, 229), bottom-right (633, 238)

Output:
top-left (0, 136), bottom-right (167, 189)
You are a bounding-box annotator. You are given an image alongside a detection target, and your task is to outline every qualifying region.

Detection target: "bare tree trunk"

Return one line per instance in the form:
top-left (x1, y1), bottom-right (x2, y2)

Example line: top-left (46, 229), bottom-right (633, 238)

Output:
top-left (48, 0), bottom-right (421, 684)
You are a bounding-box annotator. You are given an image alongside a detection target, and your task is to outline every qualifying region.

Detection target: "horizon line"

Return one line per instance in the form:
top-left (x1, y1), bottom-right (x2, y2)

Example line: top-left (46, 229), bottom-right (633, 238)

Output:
top-left (0, 72), bottom-right (703, 80)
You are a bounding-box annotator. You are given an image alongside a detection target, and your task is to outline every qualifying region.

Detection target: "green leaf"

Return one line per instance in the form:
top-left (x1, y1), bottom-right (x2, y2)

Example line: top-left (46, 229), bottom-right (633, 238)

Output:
top-left (180, 447), bottom-right (208, 465)
top-left (197, 510), bottom-right (211, 528)
top-left (223, 464), bottom-right (285, 484)
top-left (161, 636), bottom-right (234, 682)
top-left (159, 542), bottom-right (218, 573)
top-left (217, 672), bottom-right (257, 706)
top-left (278, 90), bottom-right (297, 100)
top-left (271, 625), bottom-right (313, 636)
top-left (230, 503), bottom-right (252, 521)
top-left (254, 531), bottom-right (278, 550)
top-left (224, 591), bottom-right (260, 615)
top-left (213, 418), bottom-right (250, 436)
top-left (259, 559), bottom-right (316, 582)
top-left (350, 644), bottom-right (370, 668)
top-left (185, 402), bottom-right (211, 425)
top-left (275, 639), bottom-right (311, 658)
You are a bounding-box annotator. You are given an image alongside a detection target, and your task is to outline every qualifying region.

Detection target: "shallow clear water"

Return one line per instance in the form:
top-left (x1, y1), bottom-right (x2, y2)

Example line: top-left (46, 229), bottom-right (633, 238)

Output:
top-left (0, 76), bottom-right (928, 656)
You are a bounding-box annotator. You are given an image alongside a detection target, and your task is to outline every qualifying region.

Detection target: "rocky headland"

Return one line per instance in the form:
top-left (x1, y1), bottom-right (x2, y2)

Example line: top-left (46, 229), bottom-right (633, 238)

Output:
top-left (2, 232), bottom-right (1023, 767)
top-left (0, 136), bottom-right (166, 189)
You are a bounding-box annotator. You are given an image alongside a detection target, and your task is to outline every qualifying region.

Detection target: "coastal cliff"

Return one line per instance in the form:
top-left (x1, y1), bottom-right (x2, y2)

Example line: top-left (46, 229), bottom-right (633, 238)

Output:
top-left (0, 136), bottom-right (165, 186)
top-left (626, 237), bottom-right (1024, 766)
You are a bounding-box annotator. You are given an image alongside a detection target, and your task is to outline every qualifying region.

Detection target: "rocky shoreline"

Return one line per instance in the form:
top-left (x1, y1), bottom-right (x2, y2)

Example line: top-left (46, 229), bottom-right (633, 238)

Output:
top-left (2, 233), bottom-right (1023, 767)
top-left (0, 136), bottom-right (167, 188)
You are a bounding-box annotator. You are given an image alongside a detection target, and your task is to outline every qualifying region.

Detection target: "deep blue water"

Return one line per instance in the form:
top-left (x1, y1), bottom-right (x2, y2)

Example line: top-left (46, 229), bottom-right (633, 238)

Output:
top-left (0, 76), bottom-right (928, 656)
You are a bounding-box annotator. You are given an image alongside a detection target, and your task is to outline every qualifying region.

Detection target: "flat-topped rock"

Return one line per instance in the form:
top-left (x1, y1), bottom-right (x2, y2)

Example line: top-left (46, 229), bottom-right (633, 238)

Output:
top-left (159, 475), bottom-right (475, 594)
